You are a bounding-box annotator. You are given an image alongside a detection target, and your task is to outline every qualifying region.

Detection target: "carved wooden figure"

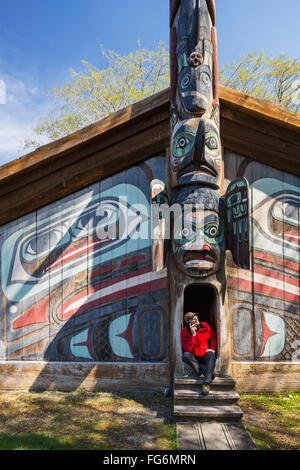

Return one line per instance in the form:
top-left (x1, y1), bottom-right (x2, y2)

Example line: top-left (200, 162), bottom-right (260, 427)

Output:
top-left (170, 0), bottom-right (220, 190)
top-left (170, 113), bottom-right (222, 188)
top-left (170, 0), bottom-right (218, 114)
top-left (166, 0), bottom-right (251, 376)
top-left (151, 179), bottom-right (251, 374)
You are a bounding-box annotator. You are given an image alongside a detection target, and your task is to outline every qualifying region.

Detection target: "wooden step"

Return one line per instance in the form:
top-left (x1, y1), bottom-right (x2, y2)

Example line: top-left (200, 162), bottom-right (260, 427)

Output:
top-left (174, 375), bottom-right (236, 391)
top-left (174, 389), bottom-right (240, 407)
top-left (174, 404), bottom-right (243, 422)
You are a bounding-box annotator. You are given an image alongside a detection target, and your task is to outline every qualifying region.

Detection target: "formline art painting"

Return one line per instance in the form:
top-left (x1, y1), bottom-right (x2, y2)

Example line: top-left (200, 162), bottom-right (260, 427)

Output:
top-left (0, 158), bottom-right (168, 363)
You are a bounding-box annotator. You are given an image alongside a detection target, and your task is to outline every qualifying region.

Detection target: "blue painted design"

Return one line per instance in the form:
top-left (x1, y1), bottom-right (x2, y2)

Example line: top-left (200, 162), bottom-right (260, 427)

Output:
top-left (1, 184), bottom-right (151, 302)
top-left (109, 314), bottom-right (134, 359)
top-left (70, 328), bottom-right (93, 360)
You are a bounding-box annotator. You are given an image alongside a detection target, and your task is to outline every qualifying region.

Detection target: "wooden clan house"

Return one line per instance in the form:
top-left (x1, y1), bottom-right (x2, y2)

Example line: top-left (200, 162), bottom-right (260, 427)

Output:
top-left (0, 86), bottom-right (299, 394)
top-left (0, 0), bottom-right (299, 398)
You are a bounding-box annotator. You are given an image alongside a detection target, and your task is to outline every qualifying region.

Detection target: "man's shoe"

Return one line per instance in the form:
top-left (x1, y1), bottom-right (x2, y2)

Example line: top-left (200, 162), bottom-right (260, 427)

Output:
top-left (202, 383), bottom-right (210, 396)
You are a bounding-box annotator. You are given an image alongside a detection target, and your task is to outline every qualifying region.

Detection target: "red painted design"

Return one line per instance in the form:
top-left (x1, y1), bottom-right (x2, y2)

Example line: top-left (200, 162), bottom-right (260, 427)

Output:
top-left (13, 260), bottom-right (167, 328)
top-left (64, 277), bottom-right (167, 319)
top-left (43, 237), bottom-right (111, 273)
top-left (281, 232), bottom-right (300, 243)
top-left (253, 266), bottom-right (299, 287)
top-left (253, 250), bottom-right (275, 264)
top-left (227, 276), bottom-right (299, 304)
top-left (118, 312), bottom-right (135, 357)
top-left (257, 309), bottom-right (277, 358)
top-left (13, 296), bottom-right (49, 329)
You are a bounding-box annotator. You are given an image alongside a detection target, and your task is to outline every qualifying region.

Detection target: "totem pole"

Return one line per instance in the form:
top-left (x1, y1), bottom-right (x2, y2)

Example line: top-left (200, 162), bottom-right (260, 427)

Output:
top-left (152, 0), bottom-right (251, 377)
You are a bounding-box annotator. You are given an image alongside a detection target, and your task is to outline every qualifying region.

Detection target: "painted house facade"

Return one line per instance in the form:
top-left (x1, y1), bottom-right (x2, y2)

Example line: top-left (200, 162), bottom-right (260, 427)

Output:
top-left (0, 86), bottom-right (299, 393)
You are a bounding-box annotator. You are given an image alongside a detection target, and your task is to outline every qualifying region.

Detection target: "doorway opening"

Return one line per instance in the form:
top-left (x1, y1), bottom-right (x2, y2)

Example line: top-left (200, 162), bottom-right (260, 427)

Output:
top-left (183, 284), bottom-right (219, 353)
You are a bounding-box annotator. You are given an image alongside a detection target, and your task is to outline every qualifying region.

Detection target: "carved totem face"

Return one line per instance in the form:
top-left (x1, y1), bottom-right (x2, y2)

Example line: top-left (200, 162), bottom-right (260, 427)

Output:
top-left (173, 208), bottom-right (225, 278)
top-left (175, 0), bottom-right (214, 115)
top-left (177, 43), bottom-right (213, 115)
top-left (170, 115), bottom-right (222, 188)
top-left (171, 187), bottom-right (225, 277)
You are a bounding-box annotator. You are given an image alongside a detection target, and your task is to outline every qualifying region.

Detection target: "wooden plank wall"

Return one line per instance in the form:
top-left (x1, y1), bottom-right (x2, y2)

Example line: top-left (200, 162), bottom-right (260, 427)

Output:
top-left (0, 156), bottom-right (169, 390)
top-left (224, 150), bottom-right (300, 366)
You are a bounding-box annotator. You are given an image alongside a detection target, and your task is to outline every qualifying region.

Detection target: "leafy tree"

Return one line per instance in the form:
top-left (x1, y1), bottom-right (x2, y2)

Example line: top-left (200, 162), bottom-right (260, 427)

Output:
top-left (23, 48), bottom-right (299, 151)
top-left (219, 51), bottom-right (300, 112)
top-left (23, 42), bottom-right (169, 149)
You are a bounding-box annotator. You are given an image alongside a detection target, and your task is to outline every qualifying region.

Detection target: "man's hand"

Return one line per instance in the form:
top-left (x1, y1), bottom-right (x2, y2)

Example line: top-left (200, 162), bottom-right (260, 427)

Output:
top-left (189, 322), bottom-right (197, 336)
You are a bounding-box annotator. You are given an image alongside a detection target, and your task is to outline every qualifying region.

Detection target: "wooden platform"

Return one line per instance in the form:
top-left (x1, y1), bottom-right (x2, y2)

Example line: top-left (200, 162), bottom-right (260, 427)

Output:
top-left (177, 421), bottom-right (257, 450)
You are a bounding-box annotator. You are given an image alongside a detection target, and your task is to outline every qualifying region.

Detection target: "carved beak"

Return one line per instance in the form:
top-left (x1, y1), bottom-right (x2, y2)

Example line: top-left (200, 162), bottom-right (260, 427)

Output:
top-left (192, 119), bottom-right (205, 163)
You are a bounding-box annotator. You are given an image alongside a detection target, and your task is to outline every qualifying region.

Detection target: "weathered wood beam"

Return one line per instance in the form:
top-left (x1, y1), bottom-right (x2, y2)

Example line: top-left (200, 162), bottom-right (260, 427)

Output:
top-left (219, 85), bottom-right (300, 131)
top-left (0, 361), bottom-right (170, 392)
top-left (219, 86), bottom-right (300, 176)
top-left (232, 362), bottom-right (300, 393)
top-left (0, 88), bottom-right (170, 185)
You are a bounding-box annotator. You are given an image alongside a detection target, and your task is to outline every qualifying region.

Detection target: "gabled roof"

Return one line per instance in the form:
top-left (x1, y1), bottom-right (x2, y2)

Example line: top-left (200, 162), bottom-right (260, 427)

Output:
top-left (0, 86), bottom-right (299, 226)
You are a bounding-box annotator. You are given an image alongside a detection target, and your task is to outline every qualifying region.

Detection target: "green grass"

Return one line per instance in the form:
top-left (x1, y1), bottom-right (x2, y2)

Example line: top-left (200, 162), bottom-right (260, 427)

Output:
top-left (239, 392), bottom-right (300, 450)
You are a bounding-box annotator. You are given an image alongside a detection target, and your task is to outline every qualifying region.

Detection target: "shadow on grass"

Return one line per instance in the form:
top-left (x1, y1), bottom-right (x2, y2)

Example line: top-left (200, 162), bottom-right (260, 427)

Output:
top-left (244, 425), bottom-right (283, 451)
top-left (21, 390), bottom-right (175, 425)
top-left (0, 432), bottom-right (108, 451)
top-left (0, 391), bottom-right (177, 451)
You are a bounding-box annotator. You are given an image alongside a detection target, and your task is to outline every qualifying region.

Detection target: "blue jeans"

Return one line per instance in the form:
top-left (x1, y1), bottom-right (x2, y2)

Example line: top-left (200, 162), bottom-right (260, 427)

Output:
top-left (182, 350), bottom-right (215, 384)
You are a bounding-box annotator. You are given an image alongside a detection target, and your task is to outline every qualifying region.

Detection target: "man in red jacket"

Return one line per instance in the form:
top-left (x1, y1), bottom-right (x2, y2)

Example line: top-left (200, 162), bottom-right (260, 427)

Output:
top-left (181, 311), bottom-right (216, 395)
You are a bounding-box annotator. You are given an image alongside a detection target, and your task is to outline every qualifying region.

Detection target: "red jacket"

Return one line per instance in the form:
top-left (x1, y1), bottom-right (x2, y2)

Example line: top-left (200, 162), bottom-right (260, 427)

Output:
top-left (181, 322), bottom-right (216, 358)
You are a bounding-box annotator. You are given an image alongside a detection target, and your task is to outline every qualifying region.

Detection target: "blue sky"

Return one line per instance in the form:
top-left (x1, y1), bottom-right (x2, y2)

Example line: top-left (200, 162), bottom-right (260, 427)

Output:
top-left (0, 0), bottom-right (299, 166)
